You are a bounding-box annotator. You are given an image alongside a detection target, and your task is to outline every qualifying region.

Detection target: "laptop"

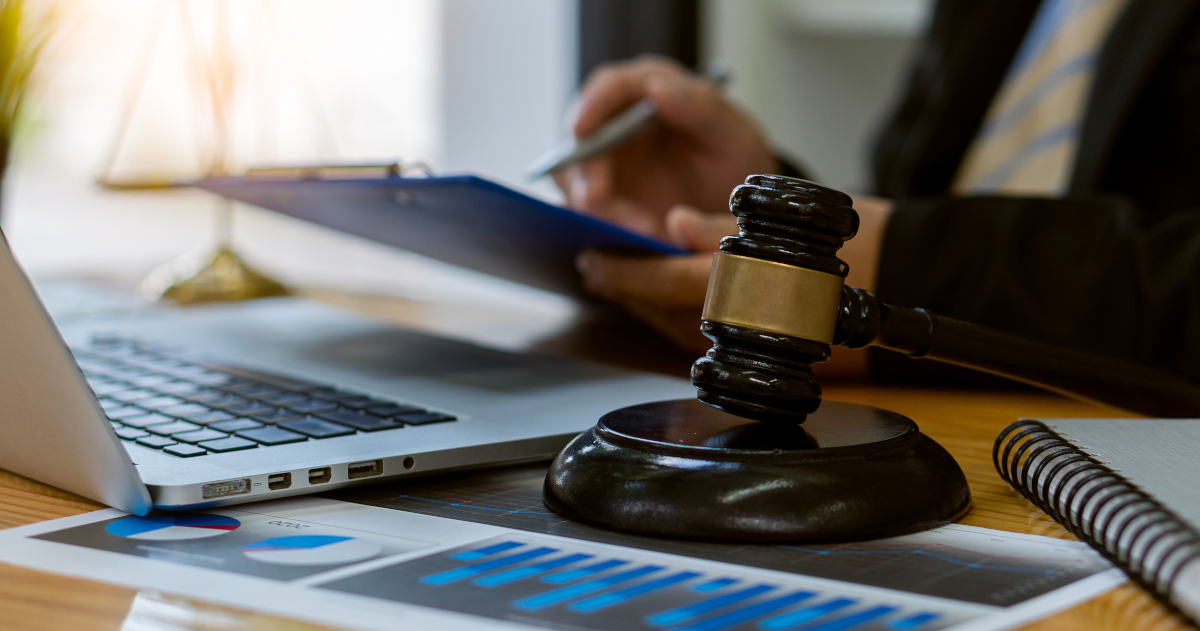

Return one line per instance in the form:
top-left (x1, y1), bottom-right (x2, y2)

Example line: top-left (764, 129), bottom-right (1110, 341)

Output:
top-left (0, 230), bottom-right (693, 515)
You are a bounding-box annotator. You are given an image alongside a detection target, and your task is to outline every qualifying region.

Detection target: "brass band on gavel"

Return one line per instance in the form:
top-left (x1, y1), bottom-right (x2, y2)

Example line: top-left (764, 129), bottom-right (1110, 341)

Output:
top-left (701, 252), bottom-right (844, 345)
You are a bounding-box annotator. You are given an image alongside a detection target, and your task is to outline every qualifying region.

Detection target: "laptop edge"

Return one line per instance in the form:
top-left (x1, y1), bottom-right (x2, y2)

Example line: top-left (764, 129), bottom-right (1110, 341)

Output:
top-left (0, 229), bottom-right (153, 514)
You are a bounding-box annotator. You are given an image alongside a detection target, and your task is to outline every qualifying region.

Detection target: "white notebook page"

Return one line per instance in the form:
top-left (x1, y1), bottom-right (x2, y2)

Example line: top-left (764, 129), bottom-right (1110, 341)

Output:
top-left (1047, 418), bottom-right (1200, 532)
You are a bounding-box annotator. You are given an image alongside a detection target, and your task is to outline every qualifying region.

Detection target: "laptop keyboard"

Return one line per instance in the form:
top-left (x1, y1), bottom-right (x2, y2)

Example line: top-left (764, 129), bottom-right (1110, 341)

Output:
top-left (72, 337), bottom-right (456, 458)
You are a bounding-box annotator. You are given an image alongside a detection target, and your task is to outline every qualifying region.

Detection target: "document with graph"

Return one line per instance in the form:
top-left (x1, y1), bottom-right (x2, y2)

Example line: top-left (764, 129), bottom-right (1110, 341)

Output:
top-left (0, 464), bottom-right (1125, 631)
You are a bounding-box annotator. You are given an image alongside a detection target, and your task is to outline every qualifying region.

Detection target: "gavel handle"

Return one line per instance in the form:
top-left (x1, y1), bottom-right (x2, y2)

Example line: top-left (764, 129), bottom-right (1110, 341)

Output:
top-left (833, 287), bottom-right (1200, 418)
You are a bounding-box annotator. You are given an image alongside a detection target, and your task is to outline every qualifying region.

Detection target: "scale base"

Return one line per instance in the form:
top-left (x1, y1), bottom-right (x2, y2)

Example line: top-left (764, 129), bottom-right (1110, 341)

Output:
top-left (544, 399), bottom-right (970, 543)
top-left (142, 246), bottom-right (289, 306)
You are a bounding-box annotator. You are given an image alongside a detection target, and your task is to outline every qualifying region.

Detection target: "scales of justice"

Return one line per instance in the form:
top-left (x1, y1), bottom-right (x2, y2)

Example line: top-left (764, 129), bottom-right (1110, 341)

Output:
top-left (95, 0), bottom-right (340, 305)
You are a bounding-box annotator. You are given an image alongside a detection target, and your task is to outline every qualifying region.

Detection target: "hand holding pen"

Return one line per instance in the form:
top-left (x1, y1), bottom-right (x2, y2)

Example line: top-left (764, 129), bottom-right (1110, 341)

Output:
top-left (535, 56), bottom-right (781, 353)
top-left (538, 57), bottom-right (779, 240)
top-left (527, 61), bottom-right (731, 180)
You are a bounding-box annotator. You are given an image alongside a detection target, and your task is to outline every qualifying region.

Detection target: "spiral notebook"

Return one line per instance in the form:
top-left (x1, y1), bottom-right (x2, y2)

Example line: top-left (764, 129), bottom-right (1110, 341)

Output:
top-left (995, 419), bottom-right (1200, 622)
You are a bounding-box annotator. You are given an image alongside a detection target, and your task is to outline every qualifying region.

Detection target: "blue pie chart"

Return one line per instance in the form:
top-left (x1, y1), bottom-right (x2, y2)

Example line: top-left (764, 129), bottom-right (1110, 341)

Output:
top-left (243, 535), bottom-right (382, 566)
top-left (106, 514), bottom-right (241, 540)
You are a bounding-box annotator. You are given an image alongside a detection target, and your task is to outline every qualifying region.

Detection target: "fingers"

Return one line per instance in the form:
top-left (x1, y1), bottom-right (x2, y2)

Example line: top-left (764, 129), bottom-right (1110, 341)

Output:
top-left (842, 194), bottom-right (895, 292)
top-left (643, 72), bottom-right (729, 142)
top-left (573, 206), bottom-right (731, 354)
top-left (563, 164), bottom-right (676, 239)
top-left (576, 249), bottom-right (712, 306)
top-left (572, 206), bottom-right (731, 306)
top-left (622, 300), bottom-right (711, 355)
top-left (577, 158), bottom-right (613, 213)
top-left (561, 56), bottom-right (772, 227)
top-left (555, 160), bottom-right (608, 210)
top-left (571, 55), bottom-right (687, 138)
top-left (664, 205), bottom-right (738, 251)
top-left (552, 168), bottom-right (572, 202)
top-left (571, 55), bottom-right (730, 144)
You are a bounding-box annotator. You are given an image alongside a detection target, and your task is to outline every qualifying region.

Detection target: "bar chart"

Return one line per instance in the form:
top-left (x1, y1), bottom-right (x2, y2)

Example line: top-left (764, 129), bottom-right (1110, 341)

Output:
top-left (321, 535), bottom-right (984, 631)
top-left (331, 464), bottom-right (1111, 606)
top-left (17, 496), bottom-right (1119, 631)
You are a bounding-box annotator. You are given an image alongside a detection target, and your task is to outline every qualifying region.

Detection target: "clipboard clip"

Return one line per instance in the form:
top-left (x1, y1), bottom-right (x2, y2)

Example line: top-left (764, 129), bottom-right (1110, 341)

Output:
top-left (245, 161), bottom-right (434, 180)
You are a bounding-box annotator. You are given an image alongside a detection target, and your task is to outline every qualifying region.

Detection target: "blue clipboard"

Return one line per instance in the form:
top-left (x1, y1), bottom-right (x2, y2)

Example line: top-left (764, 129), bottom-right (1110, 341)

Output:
top-left (194, 175), bottom-right (685, 297)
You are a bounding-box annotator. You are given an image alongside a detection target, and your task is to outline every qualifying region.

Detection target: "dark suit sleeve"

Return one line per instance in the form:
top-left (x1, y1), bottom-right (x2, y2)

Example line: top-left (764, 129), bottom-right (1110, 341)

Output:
top-left (872, 195), bottom-right (1200, 384)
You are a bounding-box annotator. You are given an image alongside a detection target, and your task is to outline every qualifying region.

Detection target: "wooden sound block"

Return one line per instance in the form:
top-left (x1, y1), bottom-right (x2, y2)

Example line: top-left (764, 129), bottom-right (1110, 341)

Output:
top-left (544, 399), bottom-right (970, 543)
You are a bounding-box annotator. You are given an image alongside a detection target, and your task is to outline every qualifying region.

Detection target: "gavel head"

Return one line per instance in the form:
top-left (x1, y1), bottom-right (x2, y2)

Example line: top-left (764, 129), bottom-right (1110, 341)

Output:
top-left (691, 175), bottom-right (859, 424)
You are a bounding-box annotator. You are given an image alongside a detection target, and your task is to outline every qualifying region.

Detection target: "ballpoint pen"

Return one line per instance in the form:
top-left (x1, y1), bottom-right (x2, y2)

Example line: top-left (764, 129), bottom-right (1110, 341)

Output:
top-left (526, 62), bottom-right (730, 180)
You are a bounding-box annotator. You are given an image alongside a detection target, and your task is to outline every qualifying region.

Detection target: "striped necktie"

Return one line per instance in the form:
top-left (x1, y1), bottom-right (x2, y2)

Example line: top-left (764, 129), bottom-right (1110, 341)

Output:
top-left (953, 0), bottom-right (1130, 196)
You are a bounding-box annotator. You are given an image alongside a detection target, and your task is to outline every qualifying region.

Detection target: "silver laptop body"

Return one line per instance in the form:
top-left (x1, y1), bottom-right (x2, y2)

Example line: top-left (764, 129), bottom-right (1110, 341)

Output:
top-left (0, 230), bottom-right (693, 514)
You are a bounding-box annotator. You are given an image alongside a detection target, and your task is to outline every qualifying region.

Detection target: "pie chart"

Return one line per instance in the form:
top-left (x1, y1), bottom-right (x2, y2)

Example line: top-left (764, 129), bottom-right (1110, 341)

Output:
top-left (243, 535), bottom-right (382, 566)
top-left (105, 514), bottom-right (241, 540)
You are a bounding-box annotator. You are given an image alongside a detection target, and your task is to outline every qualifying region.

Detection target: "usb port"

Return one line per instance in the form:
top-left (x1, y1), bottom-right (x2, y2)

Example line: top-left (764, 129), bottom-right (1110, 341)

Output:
top-left (268, 473), bottom-right (291, 490)
top-left (308, 467), bottom-right (331, 484)
top-left (347, 459), bottom-right (383, 480)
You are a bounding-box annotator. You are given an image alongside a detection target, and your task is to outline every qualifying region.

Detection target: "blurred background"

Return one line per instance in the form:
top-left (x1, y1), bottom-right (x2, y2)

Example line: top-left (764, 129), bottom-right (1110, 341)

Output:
top-left (1, 0), bottom-right (931, 343)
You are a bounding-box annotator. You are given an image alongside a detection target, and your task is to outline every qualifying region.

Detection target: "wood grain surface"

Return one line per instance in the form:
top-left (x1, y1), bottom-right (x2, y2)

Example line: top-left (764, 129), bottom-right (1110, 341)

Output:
top-left (0, 292), bottom-right (1191, 630)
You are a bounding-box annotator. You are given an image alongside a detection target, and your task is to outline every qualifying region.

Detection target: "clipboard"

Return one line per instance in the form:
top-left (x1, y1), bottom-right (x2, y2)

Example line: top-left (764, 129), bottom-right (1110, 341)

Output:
top-left (194, 173), bottom-right (686, 298)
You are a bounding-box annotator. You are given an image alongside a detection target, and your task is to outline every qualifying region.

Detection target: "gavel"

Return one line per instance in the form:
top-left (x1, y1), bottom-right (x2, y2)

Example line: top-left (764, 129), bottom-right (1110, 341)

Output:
top-left (694, 174), bottom-right (1200, 422)
top-left (544, 175), bottom-right (1200, 543)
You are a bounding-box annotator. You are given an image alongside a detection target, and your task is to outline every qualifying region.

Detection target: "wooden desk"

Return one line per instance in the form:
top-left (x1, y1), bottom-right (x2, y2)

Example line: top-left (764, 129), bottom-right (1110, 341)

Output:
top-left (0, 292), bottom-right (1191, 631)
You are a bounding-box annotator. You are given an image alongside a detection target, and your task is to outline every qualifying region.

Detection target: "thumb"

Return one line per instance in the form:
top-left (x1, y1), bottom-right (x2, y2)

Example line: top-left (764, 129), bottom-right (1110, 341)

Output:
top-left (664, 205), bottom-right (737, 252)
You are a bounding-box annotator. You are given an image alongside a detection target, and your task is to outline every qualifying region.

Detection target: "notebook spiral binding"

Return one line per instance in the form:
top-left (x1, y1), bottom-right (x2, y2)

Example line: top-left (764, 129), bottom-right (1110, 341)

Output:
top-left (995, 420), bottom-right (1200, 614)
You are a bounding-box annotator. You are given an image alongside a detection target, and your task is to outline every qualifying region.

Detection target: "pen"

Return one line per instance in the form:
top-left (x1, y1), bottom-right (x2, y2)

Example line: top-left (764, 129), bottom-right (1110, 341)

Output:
top-left (526, 63), bottom-right (730, 180)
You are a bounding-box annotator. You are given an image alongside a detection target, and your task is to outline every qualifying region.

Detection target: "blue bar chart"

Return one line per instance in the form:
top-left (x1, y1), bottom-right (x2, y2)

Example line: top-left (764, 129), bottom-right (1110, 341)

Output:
top-left (333, 464), bottom-right (1114, 606)
top-left (322, 535), bottom-right (983, 631)
top-left (20, 494), bottom-right (1119, 631)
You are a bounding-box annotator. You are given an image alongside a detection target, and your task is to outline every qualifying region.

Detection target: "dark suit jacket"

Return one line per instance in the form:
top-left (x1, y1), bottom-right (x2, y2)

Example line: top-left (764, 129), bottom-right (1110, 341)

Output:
top-left (864, 0), bottom-right (1200, 385)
